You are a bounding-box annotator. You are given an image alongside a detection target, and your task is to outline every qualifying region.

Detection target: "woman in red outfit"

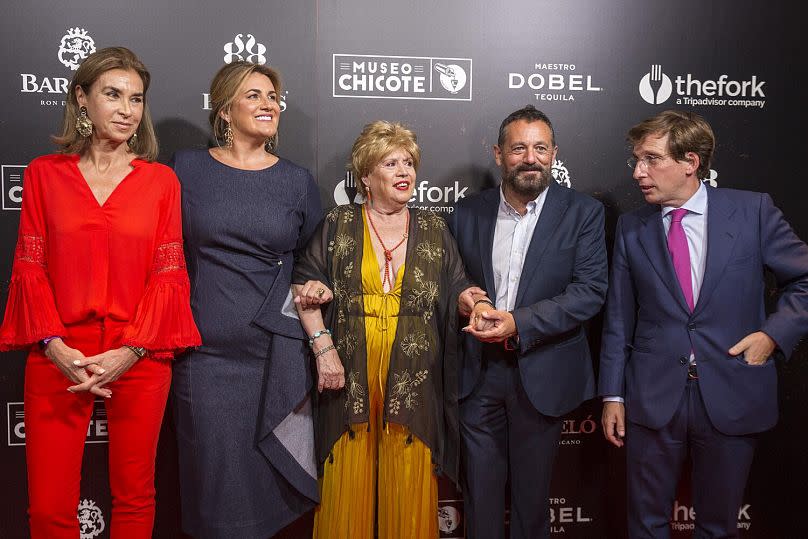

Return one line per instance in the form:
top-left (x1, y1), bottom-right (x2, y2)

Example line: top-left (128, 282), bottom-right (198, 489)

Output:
top-left (0, 47), bottom-right (200, 538)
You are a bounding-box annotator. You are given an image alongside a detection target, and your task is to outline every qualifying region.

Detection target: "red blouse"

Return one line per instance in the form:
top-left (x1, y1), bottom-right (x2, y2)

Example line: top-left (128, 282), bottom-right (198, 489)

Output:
top-left (0, 153), bottom-right (200, 358)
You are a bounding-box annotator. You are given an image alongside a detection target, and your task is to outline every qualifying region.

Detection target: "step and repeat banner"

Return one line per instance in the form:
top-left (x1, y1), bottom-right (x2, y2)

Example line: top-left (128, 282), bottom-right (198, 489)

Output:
top-left (1, 1), bottom-right (805, 537)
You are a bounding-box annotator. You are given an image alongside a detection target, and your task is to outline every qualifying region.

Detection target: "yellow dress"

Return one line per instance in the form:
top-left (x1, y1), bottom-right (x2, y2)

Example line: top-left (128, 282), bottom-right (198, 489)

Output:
top-left (312, 214), bottom-right (438, 539)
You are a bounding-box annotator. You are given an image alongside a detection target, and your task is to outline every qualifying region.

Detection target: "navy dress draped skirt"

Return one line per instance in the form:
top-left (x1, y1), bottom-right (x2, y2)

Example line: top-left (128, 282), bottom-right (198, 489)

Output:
top-left (170, 149), bottom-right (321, 539)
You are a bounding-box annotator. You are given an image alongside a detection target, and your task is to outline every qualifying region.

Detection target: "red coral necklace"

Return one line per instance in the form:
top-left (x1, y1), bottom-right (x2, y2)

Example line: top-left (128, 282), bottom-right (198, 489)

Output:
top-left (365, 205), bottom-right (409, 291)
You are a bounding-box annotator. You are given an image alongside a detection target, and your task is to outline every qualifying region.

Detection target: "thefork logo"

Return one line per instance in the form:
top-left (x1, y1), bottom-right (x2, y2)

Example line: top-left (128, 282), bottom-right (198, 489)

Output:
top-left (639, 64), bottom-right (673, 104)
top-left (334, 170), bottom-right (360, 205)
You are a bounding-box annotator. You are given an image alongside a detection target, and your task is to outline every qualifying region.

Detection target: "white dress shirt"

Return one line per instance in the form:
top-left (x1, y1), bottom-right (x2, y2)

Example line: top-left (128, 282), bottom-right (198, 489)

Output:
top-left (492, 186), bottom-right (548, 311)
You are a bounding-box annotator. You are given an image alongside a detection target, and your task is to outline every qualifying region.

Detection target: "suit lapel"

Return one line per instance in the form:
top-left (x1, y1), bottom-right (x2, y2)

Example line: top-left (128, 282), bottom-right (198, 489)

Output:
top-left (693, 187), bottom-right (738, 314)
top-left (637, 205), bottom-right (691, 312)
top-left (478, 188), bottom-right (499, 298)
top-left (515, 181), bottom-right (568, 306)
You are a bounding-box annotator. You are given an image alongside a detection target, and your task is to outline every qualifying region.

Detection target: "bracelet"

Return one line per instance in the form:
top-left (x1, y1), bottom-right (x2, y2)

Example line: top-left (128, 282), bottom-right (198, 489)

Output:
top-left (308, 328), bottom-right (332, 347)
top-left (124, 345), bottom-right (147, 359)
top-left (313, 344), bottom-right (336, 358)
top-left (473, 298), bottom-right (495, 308)
top-left (39, 336), bottom-right (62, 349)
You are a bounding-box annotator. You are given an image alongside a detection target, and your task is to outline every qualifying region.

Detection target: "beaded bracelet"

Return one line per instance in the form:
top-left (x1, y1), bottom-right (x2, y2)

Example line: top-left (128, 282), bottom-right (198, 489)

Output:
top-left (314, 344), bottom-right (336, 358)
top-left (308, 328), bottom-right (332, 347)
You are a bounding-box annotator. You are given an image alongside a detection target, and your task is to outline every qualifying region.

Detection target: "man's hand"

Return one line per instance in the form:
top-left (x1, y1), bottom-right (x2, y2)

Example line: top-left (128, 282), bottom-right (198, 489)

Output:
top-left (728, 331), bottom-right (776, 365)
top-left (458, 286), bottom-right (488, 317)
top-left (464, 309), bottom-right (517, 343)
top-left (602, 401), bottom-right (625, 448)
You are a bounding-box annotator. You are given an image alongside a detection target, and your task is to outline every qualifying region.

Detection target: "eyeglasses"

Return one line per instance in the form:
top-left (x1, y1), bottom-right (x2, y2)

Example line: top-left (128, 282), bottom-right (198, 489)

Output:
top-left (627, 154), bottom-right (671, 170)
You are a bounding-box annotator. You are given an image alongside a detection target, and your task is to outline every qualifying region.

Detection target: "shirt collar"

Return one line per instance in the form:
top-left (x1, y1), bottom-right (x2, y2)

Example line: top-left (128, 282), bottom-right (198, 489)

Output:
top-left (498, 185), bottom-right (548, 217)
top-left (662, 181), bottom-right (707, 218)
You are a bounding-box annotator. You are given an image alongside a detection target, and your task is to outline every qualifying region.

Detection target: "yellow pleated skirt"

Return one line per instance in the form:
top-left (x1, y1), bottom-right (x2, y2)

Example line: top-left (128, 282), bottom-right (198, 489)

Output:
top-left (312, 215), bottom-right (438, 539)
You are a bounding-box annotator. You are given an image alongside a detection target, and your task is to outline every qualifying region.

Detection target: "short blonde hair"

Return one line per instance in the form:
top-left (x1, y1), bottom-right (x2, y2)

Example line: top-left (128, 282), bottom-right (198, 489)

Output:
top-left (53, 46), bottom-right (158, 160)
top-left (208, 61), bottom-right (282, 153)
top-left (350, 121), bottom-right (420, 196)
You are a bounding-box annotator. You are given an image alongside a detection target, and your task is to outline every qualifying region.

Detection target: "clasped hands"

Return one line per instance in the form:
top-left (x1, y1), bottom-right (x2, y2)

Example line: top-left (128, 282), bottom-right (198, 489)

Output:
top-left (44, 338), bottom-right (140, 398)
top-left (458, 287), bottom-right (517, 344)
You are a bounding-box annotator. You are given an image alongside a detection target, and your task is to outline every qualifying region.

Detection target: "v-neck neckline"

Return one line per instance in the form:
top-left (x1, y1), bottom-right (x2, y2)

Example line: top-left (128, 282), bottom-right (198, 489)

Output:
top-left (363, 210), bottom-right (406, 294)
top-left (71, 154), bottom-right (140, 208)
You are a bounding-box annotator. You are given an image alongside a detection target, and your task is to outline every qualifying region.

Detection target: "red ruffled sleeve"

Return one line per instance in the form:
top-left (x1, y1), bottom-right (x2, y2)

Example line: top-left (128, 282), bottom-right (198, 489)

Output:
top-left (120, 173), bottom-right (200, 359)
top-left (0, 164), bottom-right (66, 350)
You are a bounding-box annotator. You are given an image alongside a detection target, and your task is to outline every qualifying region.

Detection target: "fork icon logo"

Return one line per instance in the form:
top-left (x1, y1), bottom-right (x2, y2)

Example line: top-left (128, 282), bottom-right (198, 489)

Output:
top-left (639, 64), bottom-right (673, 104)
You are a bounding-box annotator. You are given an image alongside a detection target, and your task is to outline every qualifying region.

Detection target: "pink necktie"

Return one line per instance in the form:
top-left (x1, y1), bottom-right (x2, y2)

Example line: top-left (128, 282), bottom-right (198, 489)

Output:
top-left (667, 208), bottom-right (694, 311)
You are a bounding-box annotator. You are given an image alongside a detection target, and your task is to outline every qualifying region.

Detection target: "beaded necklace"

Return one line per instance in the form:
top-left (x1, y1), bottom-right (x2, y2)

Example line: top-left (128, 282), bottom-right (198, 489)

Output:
top-left (364, 205), bottom-right (409, 291)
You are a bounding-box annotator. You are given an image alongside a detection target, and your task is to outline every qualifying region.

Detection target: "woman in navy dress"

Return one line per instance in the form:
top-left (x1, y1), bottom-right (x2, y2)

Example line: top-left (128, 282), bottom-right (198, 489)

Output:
top-left (170, 61), bottom-right (322, 538)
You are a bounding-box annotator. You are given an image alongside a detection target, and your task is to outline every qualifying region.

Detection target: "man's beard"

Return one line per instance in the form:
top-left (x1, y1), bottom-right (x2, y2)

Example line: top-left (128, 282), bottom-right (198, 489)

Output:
top-left (503, 164), bottom-right (551, 198)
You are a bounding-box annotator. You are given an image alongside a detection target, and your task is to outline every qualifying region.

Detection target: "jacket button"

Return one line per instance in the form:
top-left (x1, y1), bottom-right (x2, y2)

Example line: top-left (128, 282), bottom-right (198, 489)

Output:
top-left (679, 356), bottom-right (688, 365)
top-left (687, 323), bottom-right (696, 330)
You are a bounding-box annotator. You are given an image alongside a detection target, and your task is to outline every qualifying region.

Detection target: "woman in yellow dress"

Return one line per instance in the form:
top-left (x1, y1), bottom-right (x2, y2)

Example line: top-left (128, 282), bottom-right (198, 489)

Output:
top-left (292, 121), bottom-right (491, 538)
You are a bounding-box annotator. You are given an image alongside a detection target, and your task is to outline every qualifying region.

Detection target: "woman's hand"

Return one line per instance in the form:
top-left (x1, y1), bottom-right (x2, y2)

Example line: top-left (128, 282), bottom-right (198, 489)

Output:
top-left (44, 338), bottom-right (112, 398)
top-left (465, 301), bottom-right (497, 332)
top-left (294, 280), bottom-right (334, 311)
top-left (69, 347), bottom-right (140, 394)
top-left (314, 339), bottom-right (344, 393)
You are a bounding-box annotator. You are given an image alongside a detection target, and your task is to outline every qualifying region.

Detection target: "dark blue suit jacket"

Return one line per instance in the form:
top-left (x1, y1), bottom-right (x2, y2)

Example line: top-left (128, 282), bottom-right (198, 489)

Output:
top-left (449, 181), bottom-right (608, 417)
top-left (599, 187), bottom-right (808, 435)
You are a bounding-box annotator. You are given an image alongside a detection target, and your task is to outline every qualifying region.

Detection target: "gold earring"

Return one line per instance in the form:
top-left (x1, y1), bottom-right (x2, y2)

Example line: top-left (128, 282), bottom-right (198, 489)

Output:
top-left (76, 106), bottom-right (93, 138)
top-left (223, 123), bottom-right (233, 148)
top-left (127, 132), bottom-right (138, 150)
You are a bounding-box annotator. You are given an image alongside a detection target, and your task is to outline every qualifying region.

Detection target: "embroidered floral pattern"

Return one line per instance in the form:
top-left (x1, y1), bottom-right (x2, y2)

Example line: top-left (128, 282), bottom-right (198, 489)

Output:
top-left (328, 234), bottom-right (356, 260)
top-left (153, 241), bottom-right (186, 273)
top-left (416, 241), bottom-right (444, 263)
top-left (388, 369), bottom-right (429, 415)
top-left (406, 267), bottom-right (439, 322)
top-left (345, 371), bottom-right (366, 415)
top-left (326, 206), bottom-right (341, 223)
top-left (337, 332), bottom-right (358, 357)
top-left (418, 212), bottom-right (446, 231)
top-left (400, 331), bottom-right (430, 357)
top-left (15, 235), bottom-right (46, 267)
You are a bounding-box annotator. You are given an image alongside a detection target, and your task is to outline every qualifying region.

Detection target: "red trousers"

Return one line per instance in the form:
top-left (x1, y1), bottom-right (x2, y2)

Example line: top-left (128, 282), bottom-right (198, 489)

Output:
top-left (24, 321), bottom-right (171, 539)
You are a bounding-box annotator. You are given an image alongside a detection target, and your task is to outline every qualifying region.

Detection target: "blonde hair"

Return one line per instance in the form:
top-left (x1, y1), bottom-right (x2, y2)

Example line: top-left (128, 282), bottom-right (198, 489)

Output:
top-left (53, 46), bottom-right (158, 161)
top-left (208, 61), bottom-right (282, 153)
top-left (350, 121), bottom-right (420, 196)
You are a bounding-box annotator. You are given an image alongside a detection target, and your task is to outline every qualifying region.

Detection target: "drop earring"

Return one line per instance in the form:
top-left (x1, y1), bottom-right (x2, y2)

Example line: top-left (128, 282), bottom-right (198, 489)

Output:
top-left (76, 106), bottom-right (93, 137)
top-left (223, 122), bottom-right (233, 148)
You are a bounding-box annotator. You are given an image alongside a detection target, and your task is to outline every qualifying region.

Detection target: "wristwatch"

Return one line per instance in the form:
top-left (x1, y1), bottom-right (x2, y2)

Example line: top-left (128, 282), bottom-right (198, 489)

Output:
top-left (125, 345), bottom-right (147, 359)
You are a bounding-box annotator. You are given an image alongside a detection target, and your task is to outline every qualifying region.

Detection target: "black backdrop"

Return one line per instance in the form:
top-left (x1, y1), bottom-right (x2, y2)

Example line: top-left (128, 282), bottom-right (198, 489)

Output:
top-left (1, 1), bottom-right (805, 537)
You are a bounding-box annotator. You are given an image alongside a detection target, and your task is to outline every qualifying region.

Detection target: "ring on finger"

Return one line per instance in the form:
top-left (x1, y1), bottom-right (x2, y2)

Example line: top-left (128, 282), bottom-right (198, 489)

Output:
top-left (316, 287), bottom-right (325, 298)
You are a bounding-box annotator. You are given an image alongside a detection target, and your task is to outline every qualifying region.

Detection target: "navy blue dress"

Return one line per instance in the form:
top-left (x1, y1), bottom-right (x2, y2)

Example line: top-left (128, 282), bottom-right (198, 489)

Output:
top-left (170, 149), bottom-right (321, 539)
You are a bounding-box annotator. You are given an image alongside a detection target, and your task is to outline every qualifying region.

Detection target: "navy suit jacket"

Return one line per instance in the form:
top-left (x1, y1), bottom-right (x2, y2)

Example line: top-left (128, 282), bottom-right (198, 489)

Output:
top-left (449, 180), bottom-right (608, 417)
top-left (599, 187), bottom-right (808, 435)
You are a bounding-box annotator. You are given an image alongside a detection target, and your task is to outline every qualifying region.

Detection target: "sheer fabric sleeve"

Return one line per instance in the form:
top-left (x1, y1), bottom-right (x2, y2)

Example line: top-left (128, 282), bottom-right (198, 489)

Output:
top-left (292, 208), bottom-right (333, 287)
top-left (0, 161), bottom-right (66, 350)
top-left (120, 172), bottom-right (201, 359)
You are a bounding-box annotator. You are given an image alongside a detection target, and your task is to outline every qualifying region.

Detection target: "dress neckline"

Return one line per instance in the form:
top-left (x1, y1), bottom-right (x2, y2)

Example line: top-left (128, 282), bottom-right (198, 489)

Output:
top-left (206, 148), bottom-right (281, 173)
